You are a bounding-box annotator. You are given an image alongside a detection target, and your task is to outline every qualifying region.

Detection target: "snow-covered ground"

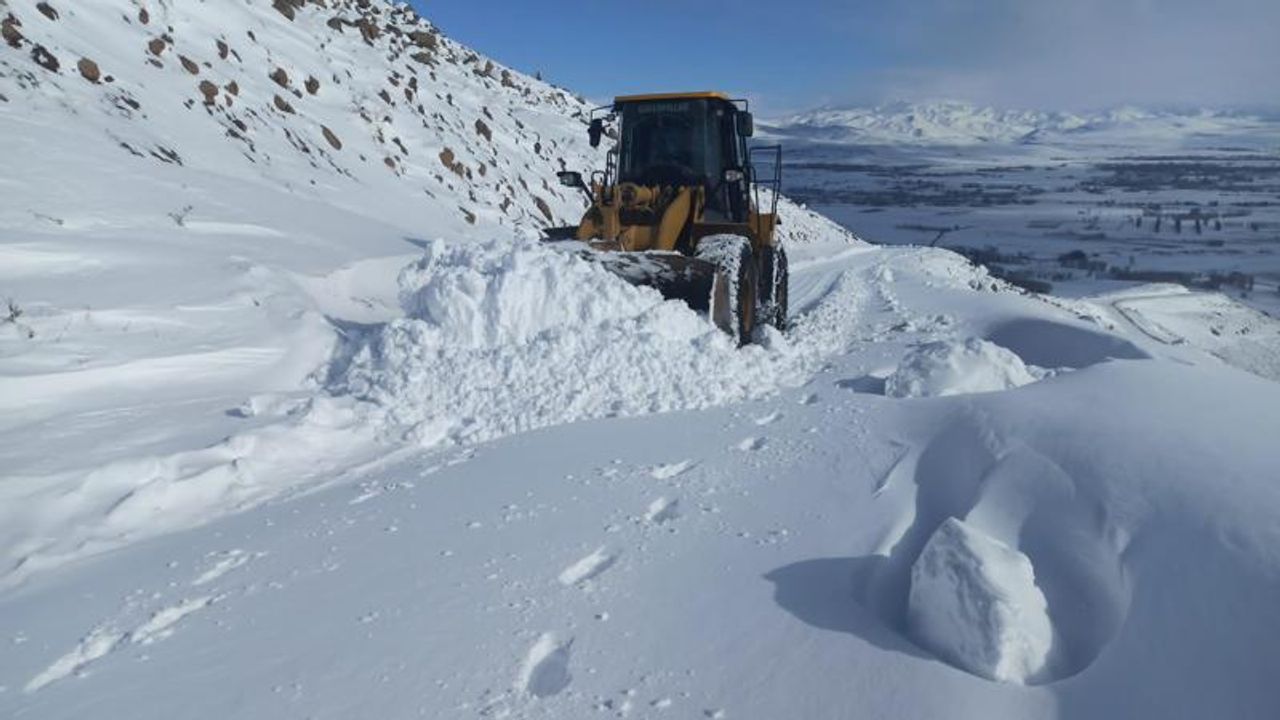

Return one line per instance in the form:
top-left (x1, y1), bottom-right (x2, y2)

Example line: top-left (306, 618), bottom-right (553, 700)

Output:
top-left (3, 2), bottom-right (1280, 719)
top-left (767, 101), bottom-right (1280, 322)
top-left (766, 100), bottom-right (1280, 147)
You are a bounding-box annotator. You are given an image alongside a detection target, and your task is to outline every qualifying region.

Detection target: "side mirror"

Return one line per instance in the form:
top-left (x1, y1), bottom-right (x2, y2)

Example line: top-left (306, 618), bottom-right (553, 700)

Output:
top-left (588, 118), bottom-right (604, 148)
top-left (557, 170), bottom-right (584, 188)
top-left (737, 111), bottom-right (754, 138)
top-left (557, 170), bottom-right (592, 201)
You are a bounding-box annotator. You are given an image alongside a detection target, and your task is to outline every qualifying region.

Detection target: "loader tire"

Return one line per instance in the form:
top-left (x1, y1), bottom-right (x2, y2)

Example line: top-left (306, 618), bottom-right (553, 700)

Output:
top-left (699, 235), bottom-right (758, 346)
top-left (759, 245), bottom-right (789, 331)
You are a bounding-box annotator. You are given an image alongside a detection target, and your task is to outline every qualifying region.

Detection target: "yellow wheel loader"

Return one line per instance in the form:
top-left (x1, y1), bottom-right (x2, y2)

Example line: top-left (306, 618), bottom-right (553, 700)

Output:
top-left (546, 91), bottom-right (787, 344)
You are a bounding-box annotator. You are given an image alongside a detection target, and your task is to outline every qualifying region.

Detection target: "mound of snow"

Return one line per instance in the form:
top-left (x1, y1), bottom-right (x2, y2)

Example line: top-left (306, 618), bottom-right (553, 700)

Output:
top-left (393, 238), bottom-right (665, 349)
top-left (907, 518), bottom-right (1055, 684)
top-left (333, 237), bottom-right (861, 447)
top-left (885, 338), bottom-right (1037, 398)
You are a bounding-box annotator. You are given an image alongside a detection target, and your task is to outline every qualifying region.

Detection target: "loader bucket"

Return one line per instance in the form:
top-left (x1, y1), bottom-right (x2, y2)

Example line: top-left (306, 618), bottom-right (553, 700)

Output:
top-left (584, 251), bottom-right (718, 313)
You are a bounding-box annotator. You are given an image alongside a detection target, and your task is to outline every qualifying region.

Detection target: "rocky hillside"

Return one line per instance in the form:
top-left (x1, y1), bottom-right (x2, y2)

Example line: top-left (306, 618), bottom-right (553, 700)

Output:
top-left (0, 0), bottom-right (598, 233)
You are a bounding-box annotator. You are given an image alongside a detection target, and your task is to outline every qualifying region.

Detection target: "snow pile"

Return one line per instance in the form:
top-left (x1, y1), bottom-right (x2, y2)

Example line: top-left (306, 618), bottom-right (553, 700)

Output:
top-left (885, 338), bottom-right (1038, 398)
top-left (334, 237), bottom-right (860, 447)
top-left (392, 239), bottom-right (668, 349)
top-left (907, 518), bottom-right (1055, 684)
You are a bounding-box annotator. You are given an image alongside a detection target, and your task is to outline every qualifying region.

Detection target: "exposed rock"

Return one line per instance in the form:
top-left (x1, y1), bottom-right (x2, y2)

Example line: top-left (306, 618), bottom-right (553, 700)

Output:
top-left (356, 18), bottom-right (380, 44)
top-left (77, 57), bottom-right (101, 83)
top-left (269, 67), bottom-right (289, 88)
top-left (321, 125), bottom-right (342, 150)
top-left (408, 30), bottom-right (438, 50)
top-left (378, 88), bottom-right (392, 104)
top-left (216, 40), bottom-right (229, 60)
top-left (305, 76), bottom-right (319, 95)
top-left (2, 16), bottom-right (25, 49)
top-left (461, 207), bottom-right (476, 224)
top-left (225, 81), bottom-right (239, 96)
top-left (474, 118), bottom-right (491, 142)
top-left (148, 38), bottom-right (167, 56)
top-left (198, 80), bottom-right (219, 105)
top-left (410, 52), bottom-right (432, 65)
top-left (138, 7), bottom-right (150, 25)
top-left (31, 45), bottom-right (60, 73)
top-left (534, 196), bottom-right (554, 223)
top-left (271, 0), bottom-right (296, 21)
top-left (439, 147), bottom-right (466, 177)
top-left (36, 2), bottom-right (59, 21)
top-left (179, 55), bottom-right (200, 75)
top-left (273, 94), bottom-right (295, 114)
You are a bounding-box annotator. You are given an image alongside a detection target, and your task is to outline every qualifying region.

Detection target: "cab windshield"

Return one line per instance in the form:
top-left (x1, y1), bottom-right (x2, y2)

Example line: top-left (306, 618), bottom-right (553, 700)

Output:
top-left (617, 99), bottom-right (724, 186)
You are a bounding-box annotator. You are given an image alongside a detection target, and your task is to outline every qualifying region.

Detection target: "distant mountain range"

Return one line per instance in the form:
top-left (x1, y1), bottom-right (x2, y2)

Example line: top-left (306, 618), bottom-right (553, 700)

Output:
top-left (763, 101), bottom-right (1279, 146)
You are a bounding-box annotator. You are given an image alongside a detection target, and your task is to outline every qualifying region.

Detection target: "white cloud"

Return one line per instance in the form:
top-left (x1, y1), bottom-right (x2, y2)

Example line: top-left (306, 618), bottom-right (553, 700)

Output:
top-left (862, 0), bottom-right (1280, 110)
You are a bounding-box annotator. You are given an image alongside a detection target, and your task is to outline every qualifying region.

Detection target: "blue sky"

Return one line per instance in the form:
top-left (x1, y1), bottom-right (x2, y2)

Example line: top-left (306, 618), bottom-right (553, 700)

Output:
top-left (407, 0), bottom-right (1280, 115)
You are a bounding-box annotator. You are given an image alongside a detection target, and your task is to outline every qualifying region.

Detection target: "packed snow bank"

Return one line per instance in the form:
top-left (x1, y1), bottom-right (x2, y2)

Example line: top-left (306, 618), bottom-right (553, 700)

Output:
top-left (885, 338), bottom-right (1039, 398)
top-left (393, 238), bottom-right (668, 349)
top-left (333, 237), bottom-right (865, 446)
top-left (907, 518), bottom-right (1055, 684)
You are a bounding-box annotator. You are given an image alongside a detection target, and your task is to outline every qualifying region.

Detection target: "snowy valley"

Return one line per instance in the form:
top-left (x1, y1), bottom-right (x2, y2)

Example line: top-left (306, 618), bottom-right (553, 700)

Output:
top-left (2, 2), bottom-right (1280, 719)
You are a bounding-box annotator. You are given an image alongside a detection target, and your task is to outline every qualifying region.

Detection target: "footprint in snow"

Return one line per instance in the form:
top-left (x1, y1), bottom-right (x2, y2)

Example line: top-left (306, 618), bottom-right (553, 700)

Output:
top-left (650, 460), bottom-right (695, 480)
top-left (558, 547), bottom-right (618, 586)
top-left (644, 497), bottom-right (681, 524)
top-left (25, 594), bottom-right (221, 692)
top-left (518, 633), bottom-right (572, 698)
top-left (191, 549), bottom-right (259, 586)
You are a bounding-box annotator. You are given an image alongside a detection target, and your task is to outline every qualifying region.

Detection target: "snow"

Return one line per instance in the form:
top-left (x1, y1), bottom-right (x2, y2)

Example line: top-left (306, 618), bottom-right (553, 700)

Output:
top-left (885, 337), bottom-right (1040, 398)
top-left (2, 1), bottom-right (1280, 719)
top-left (331, 235), bottom-right (873, 449)
top-left (766, 100), bottom-right (1278, 147)
top-left (907, 518), bottom-right (1054, 684)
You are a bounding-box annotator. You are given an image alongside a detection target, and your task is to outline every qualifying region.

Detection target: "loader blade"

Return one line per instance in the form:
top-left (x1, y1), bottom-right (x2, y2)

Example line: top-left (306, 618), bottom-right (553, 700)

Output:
top-left (586, 251), bottom-right (717, 313)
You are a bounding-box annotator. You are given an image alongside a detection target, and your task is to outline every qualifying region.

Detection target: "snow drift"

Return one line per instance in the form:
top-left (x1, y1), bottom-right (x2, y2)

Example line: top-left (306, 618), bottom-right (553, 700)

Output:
top-left (4, 1), bottom-right (1280, 719)
top-left (885, 337), bottom-right (1040, 398)
top-left (332, 236), bottom-right (863, 447)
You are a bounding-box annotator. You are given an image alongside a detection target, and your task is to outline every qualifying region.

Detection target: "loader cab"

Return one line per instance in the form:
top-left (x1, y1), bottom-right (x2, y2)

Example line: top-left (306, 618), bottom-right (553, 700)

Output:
top-left (607, 92), bottom-right (755, 223)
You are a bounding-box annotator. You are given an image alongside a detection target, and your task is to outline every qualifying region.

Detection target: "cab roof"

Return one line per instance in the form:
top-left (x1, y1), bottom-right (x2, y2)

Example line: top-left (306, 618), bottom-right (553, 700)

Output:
top-left (613, 91), bottom-right (731, 104)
